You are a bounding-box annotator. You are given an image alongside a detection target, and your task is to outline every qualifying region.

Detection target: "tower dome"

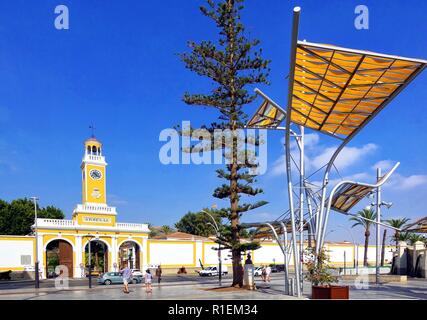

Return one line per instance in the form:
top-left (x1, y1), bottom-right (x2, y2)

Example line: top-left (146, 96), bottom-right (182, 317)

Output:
top-left (84, 136), bottom-right (102, 156)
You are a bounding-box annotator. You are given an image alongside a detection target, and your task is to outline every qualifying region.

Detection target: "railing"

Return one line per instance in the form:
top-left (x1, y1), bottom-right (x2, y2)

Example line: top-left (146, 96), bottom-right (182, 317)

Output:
top-left (37, 219), bottom-right (76, 227)
top-left (116, 222), bottom-right (150, 231)
top-left (36, 218), bottom-right (149, 232)
top-left (82, 154), bottom-right (106, 163)
top-left (73, 204), bottom-right (117, 214)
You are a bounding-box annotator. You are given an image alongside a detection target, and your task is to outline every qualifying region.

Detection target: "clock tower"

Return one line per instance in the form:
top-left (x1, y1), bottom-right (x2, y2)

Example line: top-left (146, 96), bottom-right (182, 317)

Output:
top-left (81, 137), bottom-right (107, 204)
top-left (72, 135), bottom-right (117, 226)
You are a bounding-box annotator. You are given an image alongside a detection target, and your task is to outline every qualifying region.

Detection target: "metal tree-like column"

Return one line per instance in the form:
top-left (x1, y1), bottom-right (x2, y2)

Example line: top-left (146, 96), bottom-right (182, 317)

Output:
top-left (284, 6), bottom-right (302, 298)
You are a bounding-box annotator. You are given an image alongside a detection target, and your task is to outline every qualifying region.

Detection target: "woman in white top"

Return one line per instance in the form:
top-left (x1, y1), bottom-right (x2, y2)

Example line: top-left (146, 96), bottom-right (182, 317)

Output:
top-left (265, 266), bottom-right (272, 282)
top-left (144, 269), bottom-right (153, 293)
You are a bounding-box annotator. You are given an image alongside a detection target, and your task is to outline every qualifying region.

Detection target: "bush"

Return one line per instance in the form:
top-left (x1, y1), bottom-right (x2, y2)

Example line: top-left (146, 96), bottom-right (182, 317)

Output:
top-left (304, 247), bottom-right (338, 287)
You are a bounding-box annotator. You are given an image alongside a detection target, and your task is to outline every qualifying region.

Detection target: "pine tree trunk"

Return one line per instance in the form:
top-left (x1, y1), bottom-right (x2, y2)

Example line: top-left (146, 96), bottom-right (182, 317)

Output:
top-left (230, 138), bottom-right (242, 287)
top-left (381, 229), bottom-right (387, 266)
top-left (227, 0), bottom-right (243, 288)
top-left (364, 230), bottom-right (370, 267)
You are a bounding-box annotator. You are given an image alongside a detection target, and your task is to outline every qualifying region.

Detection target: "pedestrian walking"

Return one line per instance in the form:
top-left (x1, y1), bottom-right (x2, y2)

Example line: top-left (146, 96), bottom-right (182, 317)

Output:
top-left (266, 265), bottom-right (272, 282)
top-left (121, 266), bottom-right (132, 294)
top-left (261, 265), bottom-right (267, 282)
top-left (155, 265), bottom-right (162, 285)
top-left (145, 269), bottom-right (153, 293)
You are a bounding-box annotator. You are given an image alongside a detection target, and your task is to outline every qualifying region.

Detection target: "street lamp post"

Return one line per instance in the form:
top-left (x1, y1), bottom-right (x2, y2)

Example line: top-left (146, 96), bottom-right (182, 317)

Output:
top-left (85, 235), bottom-right (94, 289)
top-left (202, 210), bottom-right (222, 286)
top-left (376, 168), bottom-right (382, 286)
top-left (371, 168), bottom-right (393, 285)
top-left (217, 241), bottom-right (222, 286)
top-left (336, 225), bottom-right (358, 275)
top-left (30, 197), bottom-right (40, 289)
top-left (88, 237), bottom-right (92, 288)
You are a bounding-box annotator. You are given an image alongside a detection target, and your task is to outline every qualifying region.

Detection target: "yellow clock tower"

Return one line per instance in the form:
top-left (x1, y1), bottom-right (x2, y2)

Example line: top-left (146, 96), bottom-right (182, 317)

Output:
top-left (81, 137), bottom-right (107, 204)
top-left (72, 135), bottom-right (117, 226)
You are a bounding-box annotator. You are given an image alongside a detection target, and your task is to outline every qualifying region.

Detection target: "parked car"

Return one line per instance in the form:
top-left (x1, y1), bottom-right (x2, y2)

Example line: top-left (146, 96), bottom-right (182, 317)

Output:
top-left (254, 266), bottom-right (263, 277)
top-left (131, 269), bottom-right (143, 276)
top-left (97, 272), bottom-right (143, 285)
top-left (270, 264), bottom-right (285, 273)
top-left (199, 266), bottom-right (228, 277)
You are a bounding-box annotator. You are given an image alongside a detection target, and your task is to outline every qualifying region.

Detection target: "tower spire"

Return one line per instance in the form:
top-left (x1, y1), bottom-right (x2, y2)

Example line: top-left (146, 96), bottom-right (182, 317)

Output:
top-left (89, 124), bottom-right (96, 138)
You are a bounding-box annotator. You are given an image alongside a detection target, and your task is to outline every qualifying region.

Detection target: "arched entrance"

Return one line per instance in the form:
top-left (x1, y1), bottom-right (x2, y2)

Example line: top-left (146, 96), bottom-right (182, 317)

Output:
top-left (45, 239), bottom-right (74, 278)
top-left (118, 241), bottom-right (140, 270)
top-left (84, 240), bottom-right (109, 275)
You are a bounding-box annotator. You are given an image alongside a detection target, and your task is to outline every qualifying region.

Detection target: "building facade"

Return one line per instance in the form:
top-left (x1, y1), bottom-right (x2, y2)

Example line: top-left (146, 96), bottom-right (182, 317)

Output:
top-left (0, 136), bottom-right (395, 279)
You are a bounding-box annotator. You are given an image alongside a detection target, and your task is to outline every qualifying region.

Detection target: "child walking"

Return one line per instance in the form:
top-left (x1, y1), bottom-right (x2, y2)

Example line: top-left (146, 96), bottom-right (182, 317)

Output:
top-left (144, 269), bottom-right (153, 293)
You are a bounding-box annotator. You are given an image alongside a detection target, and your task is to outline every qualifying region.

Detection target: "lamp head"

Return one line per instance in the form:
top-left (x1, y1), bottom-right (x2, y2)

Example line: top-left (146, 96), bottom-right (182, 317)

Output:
top-left (382, 201), bottom-right (393, 209)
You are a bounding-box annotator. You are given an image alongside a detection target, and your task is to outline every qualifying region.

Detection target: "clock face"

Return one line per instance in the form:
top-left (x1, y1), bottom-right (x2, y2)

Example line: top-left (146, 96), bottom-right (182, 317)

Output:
top-left (89, 169), bottom-right (102, 180)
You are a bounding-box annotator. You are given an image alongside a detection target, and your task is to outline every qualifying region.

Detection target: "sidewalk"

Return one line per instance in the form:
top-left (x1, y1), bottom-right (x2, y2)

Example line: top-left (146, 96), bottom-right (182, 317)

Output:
top-left (0, 281), bottom-right (302, 300)
top-left (0, 278), bottom-right (224, 296)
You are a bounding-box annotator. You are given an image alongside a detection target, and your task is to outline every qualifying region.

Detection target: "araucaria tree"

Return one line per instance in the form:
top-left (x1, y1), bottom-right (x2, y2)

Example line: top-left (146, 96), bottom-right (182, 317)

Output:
top-left (180, 0), bottom-right (270, 287)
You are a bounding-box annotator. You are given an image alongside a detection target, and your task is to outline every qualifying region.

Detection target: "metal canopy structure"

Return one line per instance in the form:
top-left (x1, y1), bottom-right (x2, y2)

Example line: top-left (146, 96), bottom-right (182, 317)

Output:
top-left (403, 217), bottom-right (427, 233)
top-left (285, 8), bottom-right (427, 265)
top-left (247, 89), bottom-right (286, 129)
top-left (330, 184), bottom-right (374, 213)
top-left (243, 7), bottom-right (426, 298)
top-left (250, 221), bottom-right (309, 239)
top-left (246, 88), bottom-right (306, 297)
top-left (329, 162), bottom-right (400, 214)
top-left (292, 41), bottom-right (427, 140)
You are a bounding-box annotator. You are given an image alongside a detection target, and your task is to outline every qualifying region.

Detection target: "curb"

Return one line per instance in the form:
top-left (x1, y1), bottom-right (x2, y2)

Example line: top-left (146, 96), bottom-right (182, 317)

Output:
top-left (0, 280), bottom-right (232, 296)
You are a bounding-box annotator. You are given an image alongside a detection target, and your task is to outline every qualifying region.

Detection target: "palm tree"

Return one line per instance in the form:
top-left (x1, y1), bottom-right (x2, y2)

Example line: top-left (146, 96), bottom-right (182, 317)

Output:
top-left (161, 225), bottom-right (174, 235)
top-left (397, 231), bottom-right (411, 243)
top-left (384, 218), bottom-right (410, 249)
top-left (408, 233), bottom-right (426, 246)
top-left (350, 208), bottom-right (377, 266)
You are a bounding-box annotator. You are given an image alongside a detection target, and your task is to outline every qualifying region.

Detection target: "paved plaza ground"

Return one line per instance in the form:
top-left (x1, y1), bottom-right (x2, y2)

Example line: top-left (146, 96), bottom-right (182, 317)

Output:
top-left (0, 274), bottom-right (426, 300)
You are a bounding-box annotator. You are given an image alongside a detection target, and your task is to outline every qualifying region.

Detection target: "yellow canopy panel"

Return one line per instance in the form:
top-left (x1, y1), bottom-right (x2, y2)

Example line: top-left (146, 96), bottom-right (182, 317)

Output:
top-left (291, 41), bottom-right (427, 139)
top-left (330, 183), bottom-right (374, 213)
top-left (252, 223), bottom-right (308, 239)
top-left (247, 99), bottom-right (286, 128)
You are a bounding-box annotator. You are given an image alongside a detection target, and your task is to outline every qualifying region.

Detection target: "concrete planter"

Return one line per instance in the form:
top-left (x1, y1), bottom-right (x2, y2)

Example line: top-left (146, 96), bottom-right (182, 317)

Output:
top-left (311, 285), bottom-right (349, 299)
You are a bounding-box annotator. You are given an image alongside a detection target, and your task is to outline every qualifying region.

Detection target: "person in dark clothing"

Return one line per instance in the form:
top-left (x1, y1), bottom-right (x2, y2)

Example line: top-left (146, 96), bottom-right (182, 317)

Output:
top-left (155, 265), bottom-right (162, 284)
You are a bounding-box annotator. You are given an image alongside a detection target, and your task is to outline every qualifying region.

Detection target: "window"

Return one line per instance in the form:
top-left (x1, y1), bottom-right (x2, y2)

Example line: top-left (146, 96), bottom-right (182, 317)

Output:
top-left (21, 255), bottom-right (31, 265)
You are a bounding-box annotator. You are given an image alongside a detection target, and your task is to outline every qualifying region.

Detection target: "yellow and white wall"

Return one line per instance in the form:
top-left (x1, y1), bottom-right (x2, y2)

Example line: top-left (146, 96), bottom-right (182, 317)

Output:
top-left (0, 234), bottom-right (396, 277)
top-left (0, 236), bottom-right (35, 272)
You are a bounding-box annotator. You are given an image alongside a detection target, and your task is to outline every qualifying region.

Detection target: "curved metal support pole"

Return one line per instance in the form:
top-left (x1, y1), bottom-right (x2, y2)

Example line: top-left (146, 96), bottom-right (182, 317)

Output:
top-left (318, 162), bottom-right (400, 249)
top-left (315, 139), bottom-right (349, 254)
top-left (305, 185), bottom-right (316, 235)
top-left (298, 125), bottom-right (305, 293)
top-left (284, 6), bottom-right (301, 297)
top-left (280, 222), bottom-right (290, 294)
top-left (265, 223), bottom-right (285, 254)
top-left (264, 223), bottom-right (289, 295)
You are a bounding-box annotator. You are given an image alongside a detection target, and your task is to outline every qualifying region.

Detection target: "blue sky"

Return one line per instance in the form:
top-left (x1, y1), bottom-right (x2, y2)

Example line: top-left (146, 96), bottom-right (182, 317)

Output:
top-left (0, 0), bottom-right (426, 244)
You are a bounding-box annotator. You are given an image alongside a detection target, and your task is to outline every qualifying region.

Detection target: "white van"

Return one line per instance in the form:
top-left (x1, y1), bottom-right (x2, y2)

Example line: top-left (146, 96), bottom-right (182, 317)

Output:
top-left (199, 266), bottom-right (228, 277)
